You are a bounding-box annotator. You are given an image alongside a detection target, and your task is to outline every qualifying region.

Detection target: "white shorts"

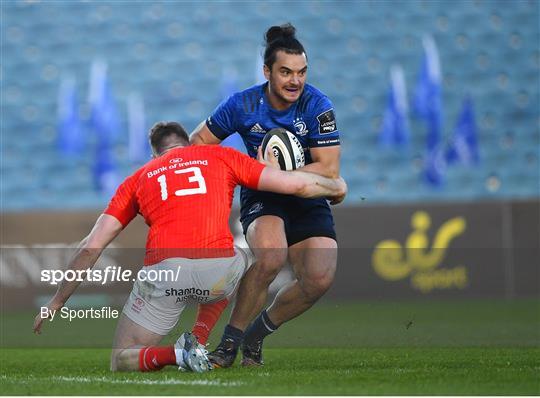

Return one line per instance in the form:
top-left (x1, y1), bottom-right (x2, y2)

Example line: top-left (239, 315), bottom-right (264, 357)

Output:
top-left (122, 248), bottom-right (248, 336)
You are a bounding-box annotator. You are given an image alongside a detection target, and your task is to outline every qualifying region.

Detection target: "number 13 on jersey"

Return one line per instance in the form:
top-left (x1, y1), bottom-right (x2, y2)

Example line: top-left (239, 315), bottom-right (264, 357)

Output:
top-left (156, 167), bottom-right (207, 201)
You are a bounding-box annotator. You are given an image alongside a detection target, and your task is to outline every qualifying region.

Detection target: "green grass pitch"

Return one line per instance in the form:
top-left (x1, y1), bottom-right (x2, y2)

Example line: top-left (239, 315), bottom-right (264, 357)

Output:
top-left (1, 300), bottom-right (539, 395)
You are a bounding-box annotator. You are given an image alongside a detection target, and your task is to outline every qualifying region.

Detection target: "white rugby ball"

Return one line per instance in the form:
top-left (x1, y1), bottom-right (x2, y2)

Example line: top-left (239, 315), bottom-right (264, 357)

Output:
top-left (261, 128), bottom-right (305, 171)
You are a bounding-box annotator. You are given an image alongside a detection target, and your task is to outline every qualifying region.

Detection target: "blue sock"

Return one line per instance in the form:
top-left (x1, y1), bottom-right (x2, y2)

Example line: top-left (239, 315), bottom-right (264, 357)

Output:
top-left (243, 310), bottom-right (279, 345)
top-left (220, 324), bottom-right (244, 350)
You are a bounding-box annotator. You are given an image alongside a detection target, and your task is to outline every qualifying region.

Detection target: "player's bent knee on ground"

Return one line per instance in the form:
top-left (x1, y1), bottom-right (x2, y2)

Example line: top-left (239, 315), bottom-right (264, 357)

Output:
top-left (111, 348), bottom-right (141, 372)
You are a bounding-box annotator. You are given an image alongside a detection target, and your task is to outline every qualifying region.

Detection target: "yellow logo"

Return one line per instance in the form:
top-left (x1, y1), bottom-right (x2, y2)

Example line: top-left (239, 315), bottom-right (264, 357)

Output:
top-left (372, 211), bottom-right (468, 293)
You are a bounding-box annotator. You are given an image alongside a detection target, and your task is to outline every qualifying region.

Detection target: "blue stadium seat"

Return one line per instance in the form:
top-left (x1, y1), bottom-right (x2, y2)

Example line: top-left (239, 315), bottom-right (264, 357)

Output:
top-left (1, 1), bottom-right (538, 210)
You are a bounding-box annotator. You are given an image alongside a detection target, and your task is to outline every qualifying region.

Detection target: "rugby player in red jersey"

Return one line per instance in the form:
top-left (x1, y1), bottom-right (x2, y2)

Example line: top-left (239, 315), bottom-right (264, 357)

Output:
top-left (33, 121), bottom-right (346, 373)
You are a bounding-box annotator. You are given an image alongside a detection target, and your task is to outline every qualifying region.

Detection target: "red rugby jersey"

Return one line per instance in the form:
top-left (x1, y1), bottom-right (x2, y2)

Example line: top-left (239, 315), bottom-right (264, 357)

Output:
top-left (104, 145), bottom-right (265, 264)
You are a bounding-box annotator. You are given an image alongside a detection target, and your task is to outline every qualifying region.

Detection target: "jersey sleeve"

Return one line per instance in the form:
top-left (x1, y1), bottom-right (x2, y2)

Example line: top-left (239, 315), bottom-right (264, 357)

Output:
top-left (307, 96), bottom-right (341, 148)
top-left (103, 169), bottom-right (142, 227)
top-left (205, 94), bottom-right (239, 140)
top-left (220, 147), bottom-right (265, 189)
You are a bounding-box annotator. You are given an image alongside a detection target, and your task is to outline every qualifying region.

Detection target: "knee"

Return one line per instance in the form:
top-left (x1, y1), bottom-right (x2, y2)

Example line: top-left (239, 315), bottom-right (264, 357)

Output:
top-left (301, 272), bottom-right (335, 302)
top-left (110, 348), bottom-right (138, 372)
top-left (110, 351), bottom-right (120, 372)
top-left (252, 251), bottom-right (288, 283)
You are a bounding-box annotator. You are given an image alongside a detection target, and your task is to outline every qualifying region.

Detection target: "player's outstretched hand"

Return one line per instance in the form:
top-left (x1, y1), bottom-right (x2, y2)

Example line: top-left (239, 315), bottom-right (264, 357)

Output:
top-left (257, 145), bottom-right (280, 169)
top-left (329, 177), bottom-right (347, 205)
top-left (33, 298), bottom-right (63, 334)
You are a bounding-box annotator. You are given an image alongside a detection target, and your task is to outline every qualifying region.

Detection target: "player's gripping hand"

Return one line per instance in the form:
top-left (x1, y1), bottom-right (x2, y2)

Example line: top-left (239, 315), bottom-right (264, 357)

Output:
top-left (328, 176), bottom-right (347, 205)
top-left (257, 145), bottom-right (280, 169)
top-left (33, 298), bottom-right (64, 334)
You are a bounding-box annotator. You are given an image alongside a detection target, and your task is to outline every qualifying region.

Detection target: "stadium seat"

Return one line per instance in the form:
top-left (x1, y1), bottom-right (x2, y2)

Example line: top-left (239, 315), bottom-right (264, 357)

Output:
top-left (2, 1), bottom-right (538, 209)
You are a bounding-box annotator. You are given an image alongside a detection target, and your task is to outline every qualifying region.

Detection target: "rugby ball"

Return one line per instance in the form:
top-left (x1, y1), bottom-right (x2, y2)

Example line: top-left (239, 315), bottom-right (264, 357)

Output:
top-left (261, 128), bottom-right (305, 171)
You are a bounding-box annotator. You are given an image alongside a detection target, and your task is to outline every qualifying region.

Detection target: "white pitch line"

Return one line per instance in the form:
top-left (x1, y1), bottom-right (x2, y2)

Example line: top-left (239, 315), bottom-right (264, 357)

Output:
top-left (1, 374), bottom-right (243, 387)
top-left (53, 375), bottom-right (243, 387)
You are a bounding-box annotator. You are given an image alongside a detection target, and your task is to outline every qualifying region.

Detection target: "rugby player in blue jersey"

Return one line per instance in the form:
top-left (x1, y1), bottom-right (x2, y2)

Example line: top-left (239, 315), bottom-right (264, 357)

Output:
top-left (190, 23), bottom-right (343, 367)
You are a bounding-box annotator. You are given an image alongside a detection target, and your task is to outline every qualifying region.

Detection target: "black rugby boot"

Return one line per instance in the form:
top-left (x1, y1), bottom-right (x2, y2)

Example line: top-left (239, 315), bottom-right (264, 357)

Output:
top-left (207, 338), bottom-right (238, 368)
top-left (240, 339), bottom-right (264, 366)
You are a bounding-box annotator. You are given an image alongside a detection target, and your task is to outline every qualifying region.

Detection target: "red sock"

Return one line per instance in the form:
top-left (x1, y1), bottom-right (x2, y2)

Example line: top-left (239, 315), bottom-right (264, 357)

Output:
top-left (192, 298), bottom-right (229, 345)
top-left (138, 346), bottom-right (176, 372)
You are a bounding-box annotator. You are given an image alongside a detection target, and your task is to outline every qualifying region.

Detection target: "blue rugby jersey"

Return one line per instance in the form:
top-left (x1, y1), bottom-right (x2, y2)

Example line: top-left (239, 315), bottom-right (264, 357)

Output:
top-left (205, 83), bottom-right (340, 165)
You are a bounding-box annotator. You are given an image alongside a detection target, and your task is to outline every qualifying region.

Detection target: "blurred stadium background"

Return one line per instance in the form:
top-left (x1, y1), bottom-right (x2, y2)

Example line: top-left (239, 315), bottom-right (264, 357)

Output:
top-left (1, 0), bottom-right (539, 208)
top-left (0, 0), bottom-right (539, 394)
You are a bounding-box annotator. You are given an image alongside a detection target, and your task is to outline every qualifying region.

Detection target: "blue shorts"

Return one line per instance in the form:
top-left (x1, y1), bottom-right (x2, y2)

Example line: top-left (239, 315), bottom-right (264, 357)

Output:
top-left (239, 188), bottom-right (337, 247)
